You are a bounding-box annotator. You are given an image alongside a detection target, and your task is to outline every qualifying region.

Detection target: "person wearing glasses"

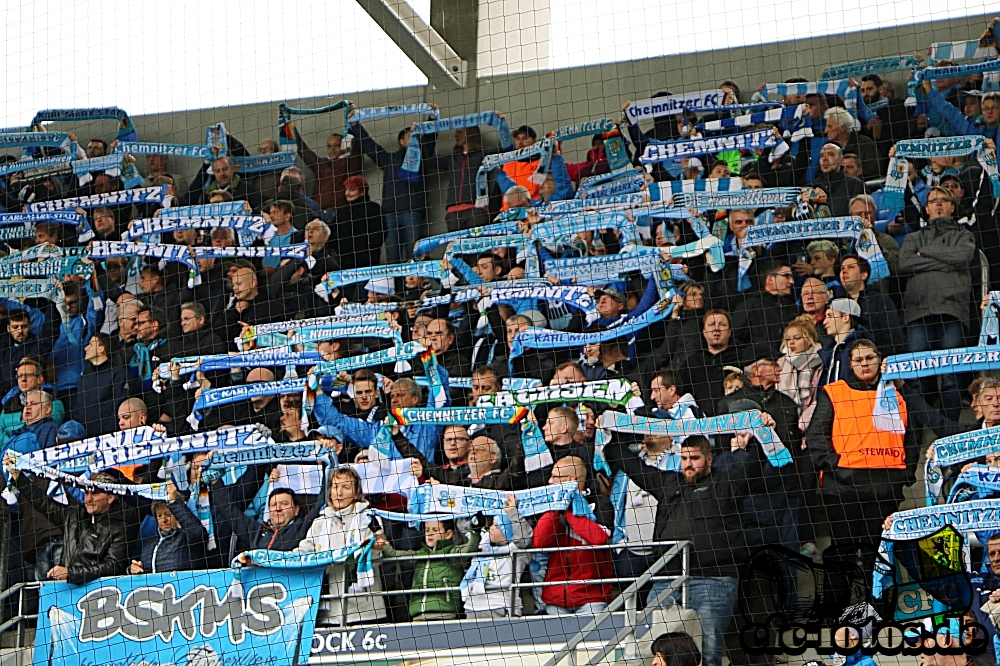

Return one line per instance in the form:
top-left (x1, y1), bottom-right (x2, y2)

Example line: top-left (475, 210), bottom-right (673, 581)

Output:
top-left (731, 263), bottom-right (800, 360)
top-left (806, 339), bottom-right (918, 554)
top-left (0, 357), bottom-right (65, 447)
top-left (898, 185), bottom-right (977, 422)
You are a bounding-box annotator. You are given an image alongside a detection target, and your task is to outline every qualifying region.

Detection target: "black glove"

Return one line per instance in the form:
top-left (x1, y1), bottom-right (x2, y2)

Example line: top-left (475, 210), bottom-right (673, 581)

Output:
top-left (469, 511), bottom-right (487, 531)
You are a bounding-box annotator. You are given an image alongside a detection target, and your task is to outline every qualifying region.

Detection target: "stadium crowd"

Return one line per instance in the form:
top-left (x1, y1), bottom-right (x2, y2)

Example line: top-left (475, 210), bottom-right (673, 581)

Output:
top-left (2, 16), bottom-right (1000, 666)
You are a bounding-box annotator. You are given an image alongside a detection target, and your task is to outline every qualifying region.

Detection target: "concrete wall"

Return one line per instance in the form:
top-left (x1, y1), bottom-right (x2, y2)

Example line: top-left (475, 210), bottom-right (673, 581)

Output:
top-left (97, 12), bottom-right (996, 236)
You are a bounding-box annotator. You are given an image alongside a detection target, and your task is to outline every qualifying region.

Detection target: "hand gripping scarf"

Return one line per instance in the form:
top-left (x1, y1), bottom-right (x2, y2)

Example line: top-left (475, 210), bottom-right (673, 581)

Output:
top-left (881, 137), bottom-right (1000, 211)
top-left (475, 138), bottom-right (555, 208)
top-left (399, 111), bottom-right (514, 182)
top-left (277, 100), bottom-right (351, 150)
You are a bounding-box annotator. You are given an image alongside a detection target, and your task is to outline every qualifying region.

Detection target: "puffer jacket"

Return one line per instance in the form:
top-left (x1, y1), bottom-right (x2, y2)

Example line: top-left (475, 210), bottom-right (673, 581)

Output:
top-left (139, 499), bottom-right (208, 573)
top-left (15, 473), bottom-right (129, 584)
top-left (295, 500), bottom-right (386, 624)
top-left (383, 530), bottom-right (482, 617)
top-left (898, 215), bottom-right (976, 328)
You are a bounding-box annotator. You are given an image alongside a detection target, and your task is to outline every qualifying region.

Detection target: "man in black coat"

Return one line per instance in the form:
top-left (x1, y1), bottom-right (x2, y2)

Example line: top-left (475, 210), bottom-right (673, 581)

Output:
top-left (674, 310), bottom-right (752, 416)
top-left (219, 264), bottom-right (287, 343)
top-left (6, 464), bottom-right (129, 584)
top-left (810, 143), bottom-right (866, 216)
top-left (838, 254), bottom-right (906, 357)
top-left (730, 263), bottom-right (800, 359)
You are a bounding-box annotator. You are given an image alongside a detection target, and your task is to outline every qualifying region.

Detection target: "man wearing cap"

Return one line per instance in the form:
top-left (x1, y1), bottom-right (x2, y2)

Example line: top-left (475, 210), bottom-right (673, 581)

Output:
top-left (820, 298), bottom-right (873, 387)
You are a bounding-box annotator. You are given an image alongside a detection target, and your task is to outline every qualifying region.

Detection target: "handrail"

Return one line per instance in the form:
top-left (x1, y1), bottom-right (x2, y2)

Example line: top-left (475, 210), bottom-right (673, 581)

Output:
top-left (979, 249), bottom-right (990, 301)
top-left (539, 541), bottom-right (691, 666)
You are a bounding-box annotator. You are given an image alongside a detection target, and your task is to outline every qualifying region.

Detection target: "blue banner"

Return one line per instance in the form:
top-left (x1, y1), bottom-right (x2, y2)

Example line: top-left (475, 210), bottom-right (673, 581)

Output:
top-left (34, 567), bottom-right (324, 666)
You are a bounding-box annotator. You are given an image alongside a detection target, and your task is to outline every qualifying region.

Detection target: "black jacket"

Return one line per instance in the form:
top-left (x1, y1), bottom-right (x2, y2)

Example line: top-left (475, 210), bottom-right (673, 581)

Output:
top-left (139, 498), bottom-right (209, 573)
top-left (72, 361), bottom-right (129, 438)
top-left (331, 196), bottom-right (385, 270)
top-left (853, 288), bottom-right (906, 358)
top-left (805, 370), bottom-right (919, 501)
top-left (675, 344), bottom-right (752, 416)
top-left (810, 169), bottom-right (867, 216)
top-left (16, 473), bottom-right (129, 584)
top-left (604, 434), bottom-right (762, 577)
top-left (731, 290), bottom-right (801, 360)
top-left (350, 123), bottom-right (435, 214)
top-left (209, 466), bottom-right (324, 559)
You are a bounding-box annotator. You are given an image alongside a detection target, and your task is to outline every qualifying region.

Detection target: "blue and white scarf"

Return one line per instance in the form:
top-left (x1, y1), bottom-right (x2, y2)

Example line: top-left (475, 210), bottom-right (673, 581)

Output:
top-left (0, 155), bottom-right (73, 177)
top-left (913, 59), bottom-right (1000, 86)
top-left (204, 442), bottom-right (332, 469)
top-left (881, 499), bottom-right (1000, 540)
top-left (488, 283), bottom-right (598, 322)
top-left (697, 104), bottom-right (804, 132)
top-left (322, 260), bottom-right (448, 288)
top-left (598, 409), bottom-right (793, 468)
top-left (532, 212), bottom-right (640, 247)
top-left (874, 347), bottom-right (1000, 434)
top-left (405, 481), bottom-right (581, 518)
top-left (756, 79), bottom-right (859, 120)
top-left (419, 348), bottom-right (449, 409)
top-left (114, 141), bottom-right (212, 159)
top-left (640, 129), bottom-right (779, 164)
top-left (0, 257), bottom-right (90, 279)
top-left (443, 234), bottom-right (541, 278)
top-left (509, 295), bottom-right (675, 364)
top-left (740, 217), bottom-right (889, 289)
top-left (478, 378), bottom-right (638, 409)
top-left (159, 202), bottom-right (248, 218)
top-left (624, 90), bottom-right (738, 123)
top-left (351, 104), bottom-right (440, 124)
top-left (544, 193), bottom-right (651, 215)
top-left (519, 420), bottom-right (554, 473)
top-left (189, 378), bottom-right (308, 428)
top-left (475, 138), bottom-right (555, 208)
top-left (191, 243), bottom-right (315, 270)
top-left (205, 123), bottom-right (228, 158)
top-left (931, 426), bottom-right (1000, 468)
top-left (252, 322), bottom-right (400, 351)
top-left (0, 225), bottom-right (34, 241)
top-left (241, 312), bottom-right (385, 338)
top-left (399, 111), bottom-right (514, 182)
top-left (25, 185), bottom-right (170, 212)
top-left (881, 137), bottom-right (1000, 211)
top-left (89, 241), bottom-right (200, 286)
top-left (946, 464), bottom-right (1000, 503)
top-left (577, 172), bottom-right (647, 199)
top-left (819, 56), bottom-right (922, 81)
top-left (980, 291), bottom-right (1000, 346)
top-left (388, 405), bottom-right (528, 427)
top-left (0, 211), bottom-right (90, 240)
top-left (123, 215), bottom-right (276, 244)
top-left (548, 118), bottom-right (617, 142)
top-left (0, 278), bottom-right (60, 302)
top-left (308, 341), bottom-right (426, 378)
top-left (0, 132), bottom-right (73, 150)
top-left (654, 178), bottom-right (743, 195)
top-left (674, 187), bottom-right (801, 211)
top-left (430, 376), bottom-right (541, 391)
top-left (71, 154), bottom-right (143, 189)
top-left (10, 453), bottom-right (168, 500)
top-left (542, 249), bottom-right (670, 291)
top-left (30, 107), bottom-right (137, 143)
top-left (0, 243), bottom-right (71, 265)
top-left (235, 539), bottom-right (368, 570)
top-left (230, 152), bottom-right (298, 174)
top-left (928, 39), bottom-right (998, 64)
top-left (155, 350), bottom-right (324, 382)
top-left (412, 221), bottom-right (520, 256)
top-left (277, 100), bottom-right (351, 150)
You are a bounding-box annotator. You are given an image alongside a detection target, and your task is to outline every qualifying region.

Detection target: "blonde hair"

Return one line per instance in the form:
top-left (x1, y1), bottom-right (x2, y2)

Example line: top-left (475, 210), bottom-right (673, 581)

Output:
top-left (782, 315), bottom-right (819, 351)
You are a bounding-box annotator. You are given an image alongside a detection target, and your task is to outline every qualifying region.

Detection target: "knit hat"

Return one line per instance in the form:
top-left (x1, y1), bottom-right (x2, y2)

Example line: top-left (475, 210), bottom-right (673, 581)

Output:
top-left (56, 420), bottom-right (86, 443)
top-left (492, 513), bottom-right (514, 541)
top-left (343, 175), bottom-right (369, 192)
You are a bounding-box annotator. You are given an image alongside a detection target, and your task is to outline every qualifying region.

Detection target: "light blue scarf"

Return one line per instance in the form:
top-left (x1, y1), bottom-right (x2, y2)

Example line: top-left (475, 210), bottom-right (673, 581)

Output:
top-left (31, 107), bottom-right (137, 142)
top-left (278, 100), bottom-right (351, 150)
top-left (640, 128), bottom-right (779, 164)
top-left (231, 152), bottom-right (297, 174)
top-left (624, 89), bottom-right (737, 123)
top-left (160, 202), bottom-right (248, 218)
top-left (697, 104), bottom-right (804, 132)
top-left (532, 211), bottom-right (640, 247)
top-left (155, 351), bottom-right (324, 382)
top-left (654, 178), bottom-right (743, 195)
top-left (881, 136), bottom-right (1000, 211)
top-left (756, 79), bottom-right (858, 119)
top-left (405, 481), bottom-right (581, 518)
top-left (308, 341), bottom-right (425, 379)
top-left (88, 241), bottom-right (200, 287)
top-left (191, 244), bottom-right (315, 271)
top-left (674, 187), bottom-right (801, 211)
top-left (189, 377), bottom-right (308, 428)
top-left (488, 282), bottom-right (598, 322)
top-left (235, 539), bottom-right (368, 570)
top-left (114, 141), bottom-right (211, 159)
top-left (123, 215), bottom-right (276, 245)
top-left (542, 249), bottom-right (669, 288)
top-left (25, 184), bottom-right (169, 211)
top-left (322, 260), bottom-right (448, 288)
top-left (0, 132), bottom-right (73, 151)
top-left (928, 39), bottom-right (997, 64)
top-left (0, 155), bottom-right (73, 177)
top-left (980, 291), bottom-right (1000, 345)
top-left (819, 56), bottom-right (922, 81)
top-left (947, 464), bottom-right (1000, 503)
top-left (400, 111), bottom-right (514, 182)
top-left (548, 118), bottom-right (617, 142)
top-left (420, 348), bottom-right (449, 409)
top-left (577, 172), bottom-right (646, 199)
top-left (881, 499), bottom-right (1000, 540)
top-left (544, 192), bottom-right (650, 215)
top-left (475, 138), bottom-right (555, 208)
top-left (205, 122), bottom-right (228, 157)
top-left (351, 104), bottom-right (440, 124)
top-left (413, 220), bottom-right (520, 256)
top-left (71, 154), bottom-right (143, 189)
top-left (0, 278), bottom-right (59, 302)
top-left (509, 295), bottom-right (676, 366)
top-left (931, 426), bottom-right (1000, 468)
top-left (389, 405), bottom-right (528, 426)
top-left (443, 234), bottom-right (541, 278)
top-left (598, 409), bottom-right (793, 468)
top-left (0, 257), bottom-right (91, 279)
top-left (911, 59), bottom-right (1000, 91)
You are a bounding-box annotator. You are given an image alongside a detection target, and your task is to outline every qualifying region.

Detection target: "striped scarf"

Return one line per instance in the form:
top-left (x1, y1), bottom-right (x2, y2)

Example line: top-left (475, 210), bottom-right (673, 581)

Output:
top-left (400, 111), bottom-right (514, 182)
top-left (881, 137), bottom-right (1000, 211)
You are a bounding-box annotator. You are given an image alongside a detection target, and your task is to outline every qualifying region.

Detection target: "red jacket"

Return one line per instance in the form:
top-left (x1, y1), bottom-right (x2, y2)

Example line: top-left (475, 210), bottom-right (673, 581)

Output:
top-left (533, 510), bottom-right (612, 608)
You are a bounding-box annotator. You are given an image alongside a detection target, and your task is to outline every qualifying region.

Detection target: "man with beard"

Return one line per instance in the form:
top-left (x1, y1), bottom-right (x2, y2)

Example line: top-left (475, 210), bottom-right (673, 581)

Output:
top-left (858, 74), bottom-right (913, 162)
top-left (603, 427), bottom-right (770, 666)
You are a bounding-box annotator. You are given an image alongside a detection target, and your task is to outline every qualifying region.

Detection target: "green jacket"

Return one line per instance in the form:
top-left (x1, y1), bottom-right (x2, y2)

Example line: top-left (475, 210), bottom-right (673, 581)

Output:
top-left (383, 531), bottom-right (481, 617)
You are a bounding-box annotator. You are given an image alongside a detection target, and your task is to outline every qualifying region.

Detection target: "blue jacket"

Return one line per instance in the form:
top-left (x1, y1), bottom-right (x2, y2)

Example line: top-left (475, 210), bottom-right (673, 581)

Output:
top-left (72, 362), bottom-right (129, 438)
top-left (139, 498), bottom-right (209, 573)
top-left (313, 398), bottom-right (442, 463)
top-left (6, 417), bottom-right (57, 455)
top-left (925, 87), bottom-right (1000, 142)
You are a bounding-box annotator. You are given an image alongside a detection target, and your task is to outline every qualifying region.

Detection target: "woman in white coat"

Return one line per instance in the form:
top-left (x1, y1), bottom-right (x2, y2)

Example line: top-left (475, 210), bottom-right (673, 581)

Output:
top-left (296, 467), bottom-right (387, 625)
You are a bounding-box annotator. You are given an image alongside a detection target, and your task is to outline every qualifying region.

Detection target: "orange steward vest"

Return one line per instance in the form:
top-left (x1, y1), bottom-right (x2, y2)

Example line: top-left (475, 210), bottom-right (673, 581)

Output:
top-left (500, 160), bottom-right (541, 209)
top-left (823, 380), bottom-right (908, 470)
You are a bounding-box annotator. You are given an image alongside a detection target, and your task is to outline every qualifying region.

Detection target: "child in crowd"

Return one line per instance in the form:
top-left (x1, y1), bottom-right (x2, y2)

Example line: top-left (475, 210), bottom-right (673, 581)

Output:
top-left (378, 515), bottom-right (482, 621)
top-left (461, 495), bottom-right (533, 619)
